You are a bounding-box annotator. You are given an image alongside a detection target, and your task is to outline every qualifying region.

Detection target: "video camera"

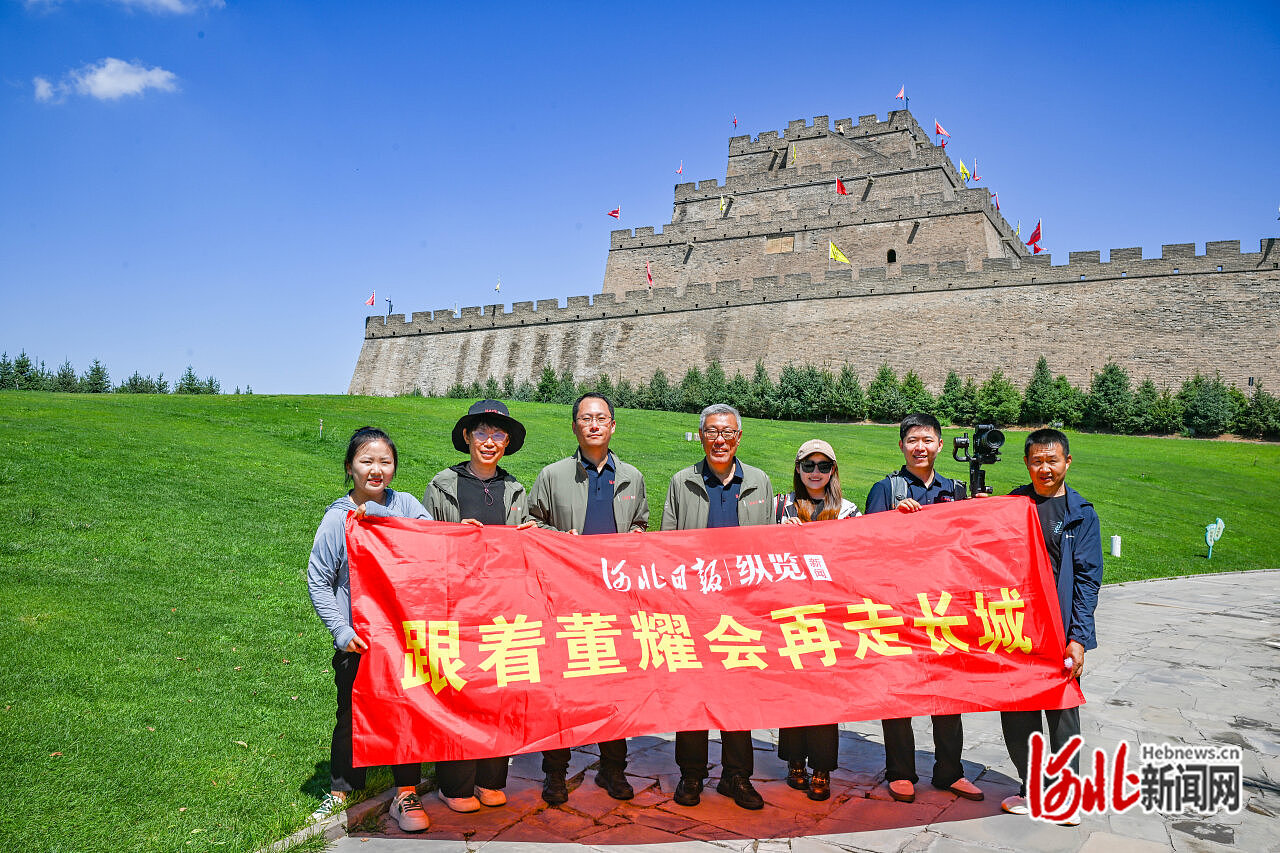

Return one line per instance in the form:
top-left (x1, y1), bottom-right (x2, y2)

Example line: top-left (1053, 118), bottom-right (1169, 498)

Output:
top-left (952, 424), bottom-right (1004, 496)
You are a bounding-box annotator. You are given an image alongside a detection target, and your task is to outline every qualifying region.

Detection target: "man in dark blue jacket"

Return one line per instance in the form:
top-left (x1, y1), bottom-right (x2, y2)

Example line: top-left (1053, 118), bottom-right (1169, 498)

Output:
top-left (999, 428), bottom-right (1103, 820)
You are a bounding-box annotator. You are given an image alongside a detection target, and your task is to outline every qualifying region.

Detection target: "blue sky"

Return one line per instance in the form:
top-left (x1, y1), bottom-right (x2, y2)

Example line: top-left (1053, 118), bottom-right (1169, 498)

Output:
top-left (2, 0), bottom-right (1278, 393)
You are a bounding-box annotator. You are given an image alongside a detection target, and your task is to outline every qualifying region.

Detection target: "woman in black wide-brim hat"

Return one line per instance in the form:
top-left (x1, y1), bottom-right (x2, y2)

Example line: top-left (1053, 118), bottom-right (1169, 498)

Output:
top-left (423, 399), bottom-right (534, 812)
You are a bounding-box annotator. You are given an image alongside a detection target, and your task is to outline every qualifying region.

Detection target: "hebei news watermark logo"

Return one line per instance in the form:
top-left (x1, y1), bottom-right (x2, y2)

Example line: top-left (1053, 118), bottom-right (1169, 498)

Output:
top-left (1028, 734), bottom-right (1244, 823)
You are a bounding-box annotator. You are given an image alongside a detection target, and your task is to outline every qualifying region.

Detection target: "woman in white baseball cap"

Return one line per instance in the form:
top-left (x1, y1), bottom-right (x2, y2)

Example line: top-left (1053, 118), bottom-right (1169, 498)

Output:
top-left (773, 438), bottom-right (861, 801)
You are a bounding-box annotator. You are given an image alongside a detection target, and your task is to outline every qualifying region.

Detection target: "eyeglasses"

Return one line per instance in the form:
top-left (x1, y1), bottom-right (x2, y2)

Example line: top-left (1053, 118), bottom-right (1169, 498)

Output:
top-left (471, 430), bottom-right (508, 444)
top-left (700, 428), bottom-right (740, 440)
top-left (575, 415), bottom-right (613, 426)
top-left (799, 460), bottom-right (834, 474)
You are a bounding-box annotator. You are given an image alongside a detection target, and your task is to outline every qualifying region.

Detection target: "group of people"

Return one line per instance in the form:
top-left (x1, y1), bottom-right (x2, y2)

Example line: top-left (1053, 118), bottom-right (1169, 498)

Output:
top-left (306, 395), bottom-right (1103, 832)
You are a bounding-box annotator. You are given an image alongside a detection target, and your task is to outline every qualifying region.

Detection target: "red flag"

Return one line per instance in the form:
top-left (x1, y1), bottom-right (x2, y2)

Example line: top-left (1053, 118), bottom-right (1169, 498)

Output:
top-left (607, 208), bottom-right (620, 219)
top-left (645, 260), bottom-right (653, 287)
top-left (990, 191), bottom-right (1000, 211)
top-left (732, 114), bottom-right (738, 128)
top-left (836, 177), bottom-right (848, 195)
top-left (1026, 219), bottom-right (1042, 246)
top-left (895, 85), bottom-right (905, 101)
top-left (347, 497), bottom-right (1082, 765)
top-left (676, 160), bottom-right (683, 175)
top-left (1033, 243), bottom-right (1045, 254)
top-left (934, 119), bottom-right (950, 137)
top-left (364, 291), bottom-right (375, 306)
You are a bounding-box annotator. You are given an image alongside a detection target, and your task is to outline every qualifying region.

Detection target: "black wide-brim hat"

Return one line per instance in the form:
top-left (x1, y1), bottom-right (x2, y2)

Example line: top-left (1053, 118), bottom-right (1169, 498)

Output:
top-left (451, 399), bottom-right (526, 454)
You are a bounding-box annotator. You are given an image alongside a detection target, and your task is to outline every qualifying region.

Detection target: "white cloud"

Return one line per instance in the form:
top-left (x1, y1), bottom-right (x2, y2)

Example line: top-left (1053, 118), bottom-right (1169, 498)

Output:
top-left (25, 0), bottom-right (224, 13)
top-left (110, 0), bottom-right (225, 13)
top-left (33, 58), bottom-right (179, 103)
top-left (33, 76), bottom-right (55, 102)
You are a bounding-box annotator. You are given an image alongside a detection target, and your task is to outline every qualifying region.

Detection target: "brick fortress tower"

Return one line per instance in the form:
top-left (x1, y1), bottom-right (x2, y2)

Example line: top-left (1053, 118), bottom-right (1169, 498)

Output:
top-left (602, 112), bottom-right (1025, 298)
top-left (349, 111), bottom-right (1278, 397)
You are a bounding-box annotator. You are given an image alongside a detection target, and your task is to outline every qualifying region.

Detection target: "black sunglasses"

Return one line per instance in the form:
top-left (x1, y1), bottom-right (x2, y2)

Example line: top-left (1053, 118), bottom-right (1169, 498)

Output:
top-left (798, 460), bottom-right (834, 474)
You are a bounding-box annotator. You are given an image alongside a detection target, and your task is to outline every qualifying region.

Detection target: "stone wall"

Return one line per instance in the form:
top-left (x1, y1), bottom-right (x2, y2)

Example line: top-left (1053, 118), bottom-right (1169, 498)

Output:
top-left (349, 239), bottom-right (1280, 396)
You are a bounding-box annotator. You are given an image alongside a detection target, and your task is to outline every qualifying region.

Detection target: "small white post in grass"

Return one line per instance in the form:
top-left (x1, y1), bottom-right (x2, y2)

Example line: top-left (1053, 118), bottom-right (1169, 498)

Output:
top-left (1110, 535), bottom-right (1121, 558)
top-left (319, 418), bottom-right (324, 440)
top-left (686, 431), bottom-right (693, 441)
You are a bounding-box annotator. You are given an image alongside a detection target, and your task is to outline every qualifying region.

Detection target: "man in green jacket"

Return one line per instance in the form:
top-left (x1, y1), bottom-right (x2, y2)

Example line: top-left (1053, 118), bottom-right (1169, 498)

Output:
top-left (662, 403), bottom-right (774, 811)
top-left (529, 392), bottom-right (649, 805)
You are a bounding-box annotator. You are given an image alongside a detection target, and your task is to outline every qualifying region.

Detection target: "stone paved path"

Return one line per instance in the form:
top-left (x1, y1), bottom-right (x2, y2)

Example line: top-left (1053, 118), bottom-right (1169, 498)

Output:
top-left (315, 571), bottom-right (1280, 852)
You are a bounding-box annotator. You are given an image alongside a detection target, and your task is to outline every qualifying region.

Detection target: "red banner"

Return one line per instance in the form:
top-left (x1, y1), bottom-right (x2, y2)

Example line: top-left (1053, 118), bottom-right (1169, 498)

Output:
top-left (348, 496), bottom-right (1083, 766)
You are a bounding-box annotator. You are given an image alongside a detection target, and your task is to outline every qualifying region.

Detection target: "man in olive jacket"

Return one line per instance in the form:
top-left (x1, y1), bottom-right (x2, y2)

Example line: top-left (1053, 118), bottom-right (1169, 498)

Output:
top-left (662, 403), bottom-right (774, 811)
top-left (529, 392), bottom-right (649, 806)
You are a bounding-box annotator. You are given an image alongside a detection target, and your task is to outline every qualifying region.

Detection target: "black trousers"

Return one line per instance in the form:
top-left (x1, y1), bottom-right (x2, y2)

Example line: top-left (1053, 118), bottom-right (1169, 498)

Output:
top-left (542, 739), bottom-right (628, 775)
top-left (434, 757), bottom-right (510, 798)
top-left (881, 715), bottom-right (963, 787)
top-left (330, 650), bottom-right (420, 793)
top-left (676, 730), bottom-right (753, 780)
top-left (1000, 707), bottom-right (1082, 796)
top-left (777, 724), bottom-right (839, 772)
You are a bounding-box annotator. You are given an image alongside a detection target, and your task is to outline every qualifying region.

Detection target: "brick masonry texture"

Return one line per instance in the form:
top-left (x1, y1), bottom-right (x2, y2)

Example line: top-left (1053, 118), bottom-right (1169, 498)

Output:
top-left (350, 111), bottom-right (1280, 396)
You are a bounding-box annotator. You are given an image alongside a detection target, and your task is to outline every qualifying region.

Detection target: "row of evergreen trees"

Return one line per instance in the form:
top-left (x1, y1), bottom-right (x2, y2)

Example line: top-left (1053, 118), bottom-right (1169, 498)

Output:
top-left (0, 351), bottom-right (229, 395)
top-left (437, 358), bottom-right (1280, 440)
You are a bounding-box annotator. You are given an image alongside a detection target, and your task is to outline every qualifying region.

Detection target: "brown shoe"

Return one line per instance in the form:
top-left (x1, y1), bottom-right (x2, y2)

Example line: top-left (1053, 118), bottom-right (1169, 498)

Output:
top-left (808, 770), bottom-right (831, 801)
top-left (785, 761), bottom-right (810, 791)
top-left (888, 779), bottom-right (916, 802)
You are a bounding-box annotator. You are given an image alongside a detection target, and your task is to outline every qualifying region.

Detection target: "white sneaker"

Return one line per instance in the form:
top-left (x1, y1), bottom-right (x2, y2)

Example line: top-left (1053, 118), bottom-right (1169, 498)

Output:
top-left (1001, 794), bottom-right (1030, 815)
top-left (310, 792), bottom-right (347, 822)
top-left (437, 788), bottom-right (481, 813)
top-left (1058, 812), bottom-right (1082, 826)
top-left (389, 790), bottom-right (430, 832)
top-left (475, 786), bottom-right (507, 807)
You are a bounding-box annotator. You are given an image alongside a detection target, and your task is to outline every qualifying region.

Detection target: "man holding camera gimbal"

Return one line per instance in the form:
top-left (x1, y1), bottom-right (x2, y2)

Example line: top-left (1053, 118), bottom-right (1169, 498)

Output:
top-left (864, 412), bottom-right (984, 804)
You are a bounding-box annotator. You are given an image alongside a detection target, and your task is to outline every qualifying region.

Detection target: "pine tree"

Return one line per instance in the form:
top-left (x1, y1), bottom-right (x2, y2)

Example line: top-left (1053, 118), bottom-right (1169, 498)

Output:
top-left (175, 365), bottom-right (202, 394)
top-left (1085, 362), bottom-right (1135, 432)
top-left (1147, 388), bottom-right (1183, 434)
top-left (593, 373), bottom-right (615, 403)
top-left (866, 364), bottom-right (905, 423)
top-left (703, 361), bottom-right (728, 407)
top-left (934, 371), bottom-right (965, 425)
top-left (0, 352), bottom-right (12, 389)
top-left (79, 359), bottom-right (111, 394)
top-left (974, 370), bottom-right (1022, 426)
top-left (899, 370), bottom-right (935, 416)
top-left (829, 365), bottom-right (867, 421)
top-left (534, 367), bottom-right (559, 402)
top-left (501, 374), bottom-right (517, 398)
top-left (726, 372), bottom-right (752, 413)
top-left (745, 361), bottom-right (774, 419)
top-left (679, 367), bottom-right (706, 413)
top-left (53, 360), bottom-right (79, 392)
top-left (556, 370), bottom-right (578, 405)
top-left (483, 377), bottom-right (501, 399)
top-left (1021, 357), bottom-right (1055, 425)
top-left (1130, 379), bottom-right (1160, 434)
top-left (613, 378), bottom-right (634, 409)
top-left (12, 351), bottom-right (35, 390)
top-left (1051, 376), bottom-right (1086, 427)
top-left (1179, 373), bottom-right (1235, 437)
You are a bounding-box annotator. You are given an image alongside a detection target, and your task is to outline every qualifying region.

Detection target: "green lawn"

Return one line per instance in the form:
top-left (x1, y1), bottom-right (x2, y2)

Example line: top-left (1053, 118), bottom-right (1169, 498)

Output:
top-left (1, 392), bottom-right (1276, 852)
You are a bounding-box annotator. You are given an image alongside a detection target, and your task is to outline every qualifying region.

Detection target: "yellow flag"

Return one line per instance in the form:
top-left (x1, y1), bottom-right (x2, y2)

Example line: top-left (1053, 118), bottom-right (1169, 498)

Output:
top-left (829, 241), bottom-right (850, 264)
top-left (959, 159), bottom-right (970, 182)
top-left (788, 144), bottom-right (797, 166)
top-left (719, 196), bottom-right (726, 212)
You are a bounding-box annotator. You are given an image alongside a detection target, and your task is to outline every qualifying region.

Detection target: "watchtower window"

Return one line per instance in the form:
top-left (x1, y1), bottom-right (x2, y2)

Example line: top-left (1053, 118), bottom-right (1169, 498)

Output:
top-left (887, 249), bottom-right (897, 263)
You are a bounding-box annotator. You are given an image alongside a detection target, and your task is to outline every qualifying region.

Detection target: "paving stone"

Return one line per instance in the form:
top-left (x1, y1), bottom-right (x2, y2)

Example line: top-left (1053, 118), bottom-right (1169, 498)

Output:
top-left (573, 821), bottom-right (690, 845)
top-left (1077, 830), bottom-right (1172, 852)
top-left (814, 795), bottom-right (944, 834)
top-left (809, 826), bottom-right (918, 852)
top-left (508, 747), bottom-right (594, 782)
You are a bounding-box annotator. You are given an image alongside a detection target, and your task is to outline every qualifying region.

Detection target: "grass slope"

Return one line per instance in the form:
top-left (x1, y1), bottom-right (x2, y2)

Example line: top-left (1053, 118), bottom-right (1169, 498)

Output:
top-left (1, 392), bottom-right (1276, 851)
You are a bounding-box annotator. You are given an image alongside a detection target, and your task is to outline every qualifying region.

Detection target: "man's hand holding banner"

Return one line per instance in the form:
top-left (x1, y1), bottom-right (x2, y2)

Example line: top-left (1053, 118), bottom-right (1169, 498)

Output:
top-left (347, 496), bottom-right (1083, 766)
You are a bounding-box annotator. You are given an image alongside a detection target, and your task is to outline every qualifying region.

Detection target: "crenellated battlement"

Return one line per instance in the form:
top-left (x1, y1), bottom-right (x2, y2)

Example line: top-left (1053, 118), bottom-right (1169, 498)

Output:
top-left (727, 111), bottom-right (925, 157)
top-left (363, 238), bottom-right (1274, 340)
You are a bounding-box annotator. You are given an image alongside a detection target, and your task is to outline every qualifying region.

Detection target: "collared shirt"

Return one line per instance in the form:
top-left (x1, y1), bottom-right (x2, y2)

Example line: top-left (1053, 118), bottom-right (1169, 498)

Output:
top-left (864, 465), bottom-right (962, 514)
top-left (701, 458), bottom-right (744, 528)
top-left (578, 449), bottom-right (618, 535)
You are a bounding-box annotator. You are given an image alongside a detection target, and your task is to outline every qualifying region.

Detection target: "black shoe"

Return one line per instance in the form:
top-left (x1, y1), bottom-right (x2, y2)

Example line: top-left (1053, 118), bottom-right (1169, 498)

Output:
top-left (542, 771), bottom-right (568, 805)
top-left (673, 774), bottom-right (703, 806)
top-left (808, 770), bottom-right (831, 801)
top-left (595, 768), bottom-right (634, 800)
top-left (785, 761), bottom-right (810, 791)
top-left (716, 774), bottom-right (764, 810)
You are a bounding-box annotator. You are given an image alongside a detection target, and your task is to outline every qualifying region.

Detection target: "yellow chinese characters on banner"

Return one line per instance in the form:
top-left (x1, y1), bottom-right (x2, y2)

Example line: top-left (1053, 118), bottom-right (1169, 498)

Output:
top-left (397, 588), bottom-right (1037, 694)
